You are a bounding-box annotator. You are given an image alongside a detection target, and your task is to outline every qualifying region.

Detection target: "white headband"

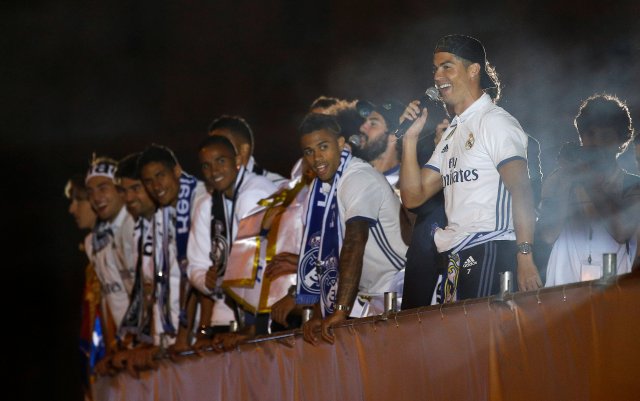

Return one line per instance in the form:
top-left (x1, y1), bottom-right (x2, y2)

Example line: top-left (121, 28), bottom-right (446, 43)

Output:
top-left (85, 160), bottom-right (117, 184)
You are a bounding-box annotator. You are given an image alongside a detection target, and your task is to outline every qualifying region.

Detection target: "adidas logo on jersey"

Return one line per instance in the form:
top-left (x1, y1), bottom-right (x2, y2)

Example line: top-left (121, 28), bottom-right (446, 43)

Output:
top-left (463, 256), bottom-right (478, 269)
top-left (441, 144), bottom-right (449, 153)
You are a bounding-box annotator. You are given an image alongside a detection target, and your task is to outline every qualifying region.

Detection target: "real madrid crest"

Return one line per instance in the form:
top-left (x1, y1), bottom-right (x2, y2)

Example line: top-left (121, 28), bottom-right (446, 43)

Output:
top-left (465, 132), bottom-right (475, 150)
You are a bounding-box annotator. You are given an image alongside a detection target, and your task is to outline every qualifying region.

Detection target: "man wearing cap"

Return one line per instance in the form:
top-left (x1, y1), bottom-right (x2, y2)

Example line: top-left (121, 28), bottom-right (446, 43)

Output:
top-left (85, 156), bottom-right (136, 372)
top-left (400, 34), bottom-right (542, 302)
top-left (354, 99), bottom-right (406, 187)
top-left (355, 99), bottom-right (448, 309)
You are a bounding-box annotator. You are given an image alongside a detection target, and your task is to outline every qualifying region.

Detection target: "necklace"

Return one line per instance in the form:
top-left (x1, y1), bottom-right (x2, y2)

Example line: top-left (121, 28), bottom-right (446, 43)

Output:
top-left (587, 224), bottom-right (593, 264)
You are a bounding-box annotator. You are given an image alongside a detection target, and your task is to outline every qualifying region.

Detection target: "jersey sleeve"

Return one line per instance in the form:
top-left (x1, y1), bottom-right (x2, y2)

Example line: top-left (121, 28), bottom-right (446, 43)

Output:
top-left (480, 111), bottom-right (528, 169)
top-left (187, 195), bottom-right (214, 295)
top-left (338, 168), bottom-right (383, 225)
top-left (425, 135), bottom-right (448, 172)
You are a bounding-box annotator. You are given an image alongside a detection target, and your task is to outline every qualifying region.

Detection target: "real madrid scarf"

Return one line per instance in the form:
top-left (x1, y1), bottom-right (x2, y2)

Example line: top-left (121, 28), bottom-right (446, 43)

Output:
top-left (210, 167), bottom-right (246, 280)
top-left (118, 218), bottom-right (154, 343)
top-left (296, 148), bottom-right (351, 317)
top-left (157, 171), bottom-right (198, 335)
top-left (91, 221), bottom-right (113, 254)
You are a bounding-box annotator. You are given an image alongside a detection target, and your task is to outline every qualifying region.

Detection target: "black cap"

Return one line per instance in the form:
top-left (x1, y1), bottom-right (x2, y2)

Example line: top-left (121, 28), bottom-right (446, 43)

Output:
top-left (434, 34), bottom-right (492, 89)
top-left (356, 99), bottom-right (405, 133)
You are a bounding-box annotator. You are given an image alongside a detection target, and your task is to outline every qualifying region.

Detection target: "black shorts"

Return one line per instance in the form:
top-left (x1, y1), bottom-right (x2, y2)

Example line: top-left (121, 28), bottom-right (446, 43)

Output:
top-left (437, 240), bottom-right (517, 303)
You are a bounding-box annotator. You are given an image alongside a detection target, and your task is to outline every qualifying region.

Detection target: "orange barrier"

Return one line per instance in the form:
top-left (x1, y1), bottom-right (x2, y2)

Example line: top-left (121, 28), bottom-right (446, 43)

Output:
top-left (96, 271), bottom-right (640, 400)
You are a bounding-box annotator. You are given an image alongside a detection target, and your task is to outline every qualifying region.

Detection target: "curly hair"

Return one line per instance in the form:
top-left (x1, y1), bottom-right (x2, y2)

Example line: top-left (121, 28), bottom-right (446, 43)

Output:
top-left (574, 93), bottom-right (634, 150)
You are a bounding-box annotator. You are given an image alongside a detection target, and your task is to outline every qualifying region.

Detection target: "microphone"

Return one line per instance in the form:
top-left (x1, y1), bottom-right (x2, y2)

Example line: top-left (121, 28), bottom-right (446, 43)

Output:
top-left (393, 86), bottom-right (440, 139)
top-left (348, 134), bottom-right (362, 148)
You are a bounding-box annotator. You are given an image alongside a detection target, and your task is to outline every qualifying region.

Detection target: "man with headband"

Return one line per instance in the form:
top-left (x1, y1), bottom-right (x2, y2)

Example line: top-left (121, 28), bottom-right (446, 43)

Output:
top-left (85, 156), bottom-right (136, 373)
top-left (399, 34), bottom-right (542, 302)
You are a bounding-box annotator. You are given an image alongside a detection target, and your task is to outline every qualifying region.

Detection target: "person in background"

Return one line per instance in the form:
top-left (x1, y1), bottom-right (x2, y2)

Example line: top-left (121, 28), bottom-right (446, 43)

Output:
top-left (65, 174), bottom-right (100, 398)
top-left (539, 94), bottom-right (639, 286)
top-left (208, 115), bottom-right (287, 187)
top-left (353, 99), bottom-right (405, 188)
top-left (309, 95), bottom-right (341, 114)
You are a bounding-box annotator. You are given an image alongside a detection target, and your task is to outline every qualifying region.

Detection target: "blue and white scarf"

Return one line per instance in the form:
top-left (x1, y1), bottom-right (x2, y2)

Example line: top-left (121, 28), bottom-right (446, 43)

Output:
top-left (296, 148), bottom-right (351, 317)
top-left (91, 222), bottom-right (113, 254)
top-left (157, 171), bottom-right (198, 335)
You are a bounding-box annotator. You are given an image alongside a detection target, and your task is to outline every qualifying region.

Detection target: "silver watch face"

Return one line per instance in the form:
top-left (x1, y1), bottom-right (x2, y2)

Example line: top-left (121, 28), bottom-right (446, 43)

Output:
top-left (517, 243), bottom-right (532, 254)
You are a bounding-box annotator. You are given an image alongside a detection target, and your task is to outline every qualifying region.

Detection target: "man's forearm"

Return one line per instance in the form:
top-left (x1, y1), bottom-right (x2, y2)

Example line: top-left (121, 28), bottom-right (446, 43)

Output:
top-left (335, 220), bottom-right (369, 308)
top-left (500, 160), bottom-right (536, 244)
top-left (399, 136), bottom-right (423, 207)
top-left (512, 182), bottom-right (536, 244)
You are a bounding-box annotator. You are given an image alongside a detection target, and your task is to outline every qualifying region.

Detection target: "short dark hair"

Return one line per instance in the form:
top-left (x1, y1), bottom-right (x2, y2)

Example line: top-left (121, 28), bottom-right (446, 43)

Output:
top-left (298, 113), bottom-right (342, 138)
top-left (335, 104), bottom-right (364, 139)
top-left (309, 96), bottom-right (341, 112)
top-left (197, 135), bottom-right (237, 156)
top-left (115, 152), bottom-right (142, 181)
top-left (138, 143), bottom-right (179, 174)
top-left (207, 115), bottom-right (254, 151)
top-left (574, 93), bottom-right (634, 148)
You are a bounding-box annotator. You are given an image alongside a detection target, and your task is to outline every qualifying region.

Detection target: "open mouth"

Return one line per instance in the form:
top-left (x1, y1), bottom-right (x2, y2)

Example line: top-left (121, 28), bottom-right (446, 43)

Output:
top-left (437, 83), bottom-right (452, 94)
top-left (314, 163), bottom-right (328, 177)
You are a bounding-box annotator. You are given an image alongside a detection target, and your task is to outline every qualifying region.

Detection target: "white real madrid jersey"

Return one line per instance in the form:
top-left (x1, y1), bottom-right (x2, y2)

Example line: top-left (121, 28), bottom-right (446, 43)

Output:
top-left (425, 94), bottom-right (528, 253)
top-left (337, 158), bottom-right (407, 296)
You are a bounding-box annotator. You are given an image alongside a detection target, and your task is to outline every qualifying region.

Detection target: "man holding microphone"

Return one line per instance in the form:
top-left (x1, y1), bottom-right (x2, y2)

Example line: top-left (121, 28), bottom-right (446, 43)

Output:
top-left (399, 34), bottom-right (541, 302)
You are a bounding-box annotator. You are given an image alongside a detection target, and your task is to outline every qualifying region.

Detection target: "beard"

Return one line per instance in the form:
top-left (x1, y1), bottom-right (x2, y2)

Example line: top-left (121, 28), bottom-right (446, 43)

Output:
top-left (353, 133), bottom-right (388, 162)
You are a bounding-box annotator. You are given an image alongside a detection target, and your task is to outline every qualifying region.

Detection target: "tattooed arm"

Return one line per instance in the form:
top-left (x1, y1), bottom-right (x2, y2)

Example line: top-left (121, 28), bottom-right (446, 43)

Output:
top-left (320, 219), bottom-right (369, 344)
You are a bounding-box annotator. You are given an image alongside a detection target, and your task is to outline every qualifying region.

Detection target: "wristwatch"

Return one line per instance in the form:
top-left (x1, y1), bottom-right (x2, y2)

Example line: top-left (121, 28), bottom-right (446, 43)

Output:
top-left (516, 242), bottom-right (533, 255)
top-left (335, 304), bottom-right (351, 312)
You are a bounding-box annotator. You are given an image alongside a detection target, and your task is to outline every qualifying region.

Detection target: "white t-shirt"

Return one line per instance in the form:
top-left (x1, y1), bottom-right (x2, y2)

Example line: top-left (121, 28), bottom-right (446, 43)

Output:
top-left (545, 219), bottom-right (637, 287)
top-left (425, 94), bottom-right (528, 253)
top-left (336, 157), bottom-right (407, 296)
top-left (383, 164), bottom-right (400, 189)
top-left (91, 205), bottom-right (136, 329)
top-left (187, 169), bottom-right (277, 324)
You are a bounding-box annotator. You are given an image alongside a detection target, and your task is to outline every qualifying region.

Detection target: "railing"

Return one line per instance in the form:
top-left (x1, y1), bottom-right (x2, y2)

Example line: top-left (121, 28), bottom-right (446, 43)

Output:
top-left (95, 271), bottom-right (640, 401)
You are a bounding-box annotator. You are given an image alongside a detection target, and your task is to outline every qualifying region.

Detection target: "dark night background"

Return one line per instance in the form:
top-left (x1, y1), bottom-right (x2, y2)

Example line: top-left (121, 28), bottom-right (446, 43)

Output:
top-left (4, 1), bottom-right (639, 400)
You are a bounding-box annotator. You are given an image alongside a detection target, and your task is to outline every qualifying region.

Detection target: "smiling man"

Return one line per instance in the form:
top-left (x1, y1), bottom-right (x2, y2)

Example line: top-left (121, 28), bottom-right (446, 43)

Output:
top-left (138, 144), bottom-right (208, 351)
top-left (85, 156), bottom-right (136, 369)
top-left (114, 153), bottom-right (159, 347)
top-left (297, 113), bottom-right (407, 345)
top-left (187, 135), bottom-right (276, 345)
top-left (208, 115), bottom-right (287, 188)
top-left (399, 34), bottom-right (541, 303)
